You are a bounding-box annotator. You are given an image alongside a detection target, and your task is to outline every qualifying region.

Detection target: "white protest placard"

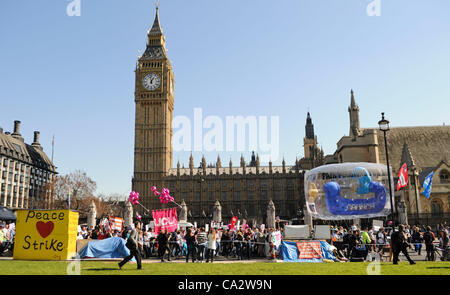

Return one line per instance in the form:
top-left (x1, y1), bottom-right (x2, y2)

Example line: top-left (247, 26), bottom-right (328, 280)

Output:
top-left (314, 225), bottom-right (331, 240)
top-left (284, 225), bottom-right (309, 239)
top-left (373, 220), bottom-right (384, 229)
top-left (272, 231), bottom-right (282, 248)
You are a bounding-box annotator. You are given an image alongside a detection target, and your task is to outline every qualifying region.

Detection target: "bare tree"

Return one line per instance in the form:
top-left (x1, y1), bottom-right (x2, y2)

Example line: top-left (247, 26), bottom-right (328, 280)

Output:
top-left (34, 170), bottom-right (127, 220)
top-left (53, 170), bottom-right (97, 211)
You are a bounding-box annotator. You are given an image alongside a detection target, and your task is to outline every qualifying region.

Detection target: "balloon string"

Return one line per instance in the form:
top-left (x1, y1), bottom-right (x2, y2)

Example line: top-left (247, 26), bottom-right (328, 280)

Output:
top-left (171, 200), bottom-right (183, 208)
top-left (137, 202), bottom-right (150, 212)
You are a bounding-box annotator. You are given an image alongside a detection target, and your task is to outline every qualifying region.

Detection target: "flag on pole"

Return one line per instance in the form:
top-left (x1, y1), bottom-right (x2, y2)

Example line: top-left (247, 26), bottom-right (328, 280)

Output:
top-left (66, 186), bottom-right (71, 209)
top-left (421, 171), bottom-right (434, 199)
top-left (396, 163), bottom-right (408, 191)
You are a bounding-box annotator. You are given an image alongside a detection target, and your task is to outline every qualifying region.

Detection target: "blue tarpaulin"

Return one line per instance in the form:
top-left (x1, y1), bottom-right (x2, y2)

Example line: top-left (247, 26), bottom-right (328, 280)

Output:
top-left (280, 241), bottom-right (336, 262)
top-left (78, 237), bottom-right (131, 259)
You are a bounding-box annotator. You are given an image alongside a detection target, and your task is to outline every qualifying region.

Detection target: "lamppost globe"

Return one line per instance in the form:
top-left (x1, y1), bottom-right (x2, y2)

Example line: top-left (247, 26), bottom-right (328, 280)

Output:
top-left (378, 112), bottom-right (390, 131)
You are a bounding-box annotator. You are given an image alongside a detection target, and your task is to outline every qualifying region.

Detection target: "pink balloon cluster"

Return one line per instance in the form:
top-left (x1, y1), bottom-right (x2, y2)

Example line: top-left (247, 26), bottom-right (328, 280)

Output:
top-left (129, 191), bottom-right (139, 205)
top-left (151, 186), bottom-right (174, 204)
top-left (151, 186), bottom-right (159, 196)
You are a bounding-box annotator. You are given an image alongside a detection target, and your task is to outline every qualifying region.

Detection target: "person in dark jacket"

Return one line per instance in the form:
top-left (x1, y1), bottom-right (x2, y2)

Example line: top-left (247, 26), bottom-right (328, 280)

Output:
top-left (157, 229), bottom-right (170, 262)
top-left (411, 227), bottom-right (423, 256)
top-left (423, 226), bottom-right (435, 261)
top-left (185, 228), bottom-right (197, 263)
top-left (118, 223), bottom-right (142, 270)
top-left (439, 230), bottom-right (448, 261)
top-left (169, 231), bottom-right (180, 259)
top-left (221, 230), bottom-right (231, 258)
top-left (346, 230), bottom-right (357, 258)
top-left (235, 230), bottom-right (244, 260)
top-left (391, 224), bottom-right (415, 265)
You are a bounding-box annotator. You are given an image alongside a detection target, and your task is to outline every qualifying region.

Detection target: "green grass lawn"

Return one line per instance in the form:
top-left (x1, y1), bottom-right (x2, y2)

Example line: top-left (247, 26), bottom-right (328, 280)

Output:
top-left (1, 260), bottom-right (449, 275)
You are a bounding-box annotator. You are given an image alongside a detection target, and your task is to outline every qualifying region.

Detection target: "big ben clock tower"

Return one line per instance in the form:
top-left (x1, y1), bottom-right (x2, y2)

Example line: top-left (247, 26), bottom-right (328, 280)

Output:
top-left (133, 6), bottom-right (174, 211)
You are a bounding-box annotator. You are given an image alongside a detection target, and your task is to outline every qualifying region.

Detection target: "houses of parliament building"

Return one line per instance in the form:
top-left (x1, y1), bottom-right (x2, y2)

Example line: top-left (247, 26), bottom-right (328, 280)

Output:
top-left (131, 8), bottom-right (323, 225)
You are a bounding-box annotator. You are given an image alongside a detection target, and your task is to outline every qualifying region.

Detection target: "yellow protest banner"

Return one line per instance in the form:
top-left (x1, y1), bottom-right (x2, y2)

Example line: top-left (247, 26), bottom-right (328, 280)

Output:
top-left (13, 209), bottom-right (79, 260)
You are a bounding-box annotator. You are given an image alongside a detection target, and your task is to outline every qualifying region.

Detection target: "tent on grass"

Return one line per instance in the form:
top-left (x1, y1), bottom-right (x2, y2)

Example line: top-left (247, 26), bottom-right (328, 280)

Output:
top-left (0, 206), bottom-right (16, 221)
top-left (78, 237), bottom-right (131, 259)
top-left (280, 240), bottom-right (337, 262)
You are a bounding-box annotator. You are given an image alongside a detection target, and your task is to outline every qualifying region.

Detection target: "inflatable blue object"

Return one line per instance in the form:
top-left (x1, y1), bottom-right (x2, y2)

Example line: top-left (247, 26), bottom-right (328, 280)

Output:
top-left (323, 181), bottom-right (386, 215)
top-left (353, 167), bottom-right (371, 194)
top-left (78, 237), bottom-right (132, 259)
top-left (280, 241), bottom-right (336, 263)
top-left (304, 162), bottom-right (391, 220)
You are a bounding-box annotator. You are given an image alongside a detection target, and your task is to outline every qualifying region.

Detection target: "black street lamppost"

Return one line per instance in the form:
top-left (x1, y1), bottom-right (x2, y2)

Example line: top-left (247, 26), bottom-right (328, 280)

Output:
top-left (378, 112), bottom-right (396, 224)
top-left (197, 169), bottom-right (205, 225)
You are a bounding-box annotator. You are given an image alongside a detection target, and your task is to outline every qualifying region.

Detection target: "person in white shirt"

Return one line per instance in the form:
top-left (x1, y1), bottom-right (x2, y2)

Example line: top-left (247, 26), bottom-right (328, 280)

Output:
top-left (376, 228), bottom-right (386, 253)
top-left (206, 228), bottom-right (217, 263)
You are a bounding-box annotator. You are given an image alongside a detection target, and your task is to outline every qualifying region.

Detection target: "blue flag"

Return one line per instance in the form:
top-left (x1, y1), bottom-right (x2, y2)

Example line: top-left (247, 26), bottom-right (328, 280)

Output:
top-left (421, 171), bottom-right (434, 199)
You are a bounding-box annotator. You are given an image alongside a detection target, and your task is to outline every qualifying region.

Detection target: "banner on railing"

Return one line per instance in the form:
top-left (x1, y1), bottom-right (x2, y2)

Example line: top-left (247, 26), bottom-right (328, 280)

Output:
top-left (296, 241), bottom-right (322, 260)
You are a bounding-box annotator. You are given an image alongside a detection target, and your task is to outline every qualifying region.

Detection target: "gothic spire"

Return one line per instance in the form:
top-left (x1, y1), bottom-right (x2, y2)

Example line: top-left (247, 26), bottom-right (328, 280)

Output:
top-left (305, 112), bottom-right (315, 139)
top-left (348, 89), bottom-right (360, 139)
top-left (189, 153), bottom-right (194, 169)
top-left (240, 154), bottom-right (245, 167)
top-left (143, 3), bottom-right (167, 56)
top-left (401, 141), bottom-right (416, 168)
top-left (350, 89), bottom-right (356, 108)
top-left (216, 155), bottom-right (222, 168)
top-left (149, 3), bottom-right (163, 36)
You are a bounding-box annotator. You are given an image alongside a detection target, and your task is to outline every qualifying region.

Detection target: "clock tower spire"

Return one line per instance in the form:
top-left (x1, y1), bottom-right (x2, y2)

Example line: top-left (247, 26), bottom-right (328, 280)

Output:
top-left (132, 5), bottom-right (175, 210)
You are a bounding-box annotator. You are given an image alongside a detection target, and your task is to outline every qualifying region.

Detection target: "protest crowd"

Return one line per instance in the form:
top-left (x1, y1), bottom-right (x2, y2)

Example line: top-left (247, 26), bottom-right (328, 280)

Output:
top-left (69, 219), bottom-right (450, 263)
top-left (0, 220), bottom-right (15, 256)
top-left (0, 216), bottom-right (448, 264)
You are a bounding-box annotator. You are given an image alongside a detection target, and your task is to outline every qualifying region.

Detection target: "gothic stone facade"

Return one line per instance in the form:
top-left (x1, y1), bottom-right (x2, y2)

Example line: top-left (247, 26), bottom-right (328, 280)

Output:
top-left (325, 90), bottom-right (450, 222)
top-left (132, 9), bottom-right (314, 225)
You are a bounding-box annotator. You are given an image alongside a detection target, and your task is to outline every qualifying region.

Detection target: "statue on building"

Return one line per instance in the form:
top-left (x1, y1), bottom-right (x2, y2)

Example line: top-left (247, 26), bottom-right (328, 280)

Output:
top-left (180, 199), bottom-right (188, 222)
top-left (266, 200), bottom-right (276, 228)
top-left (87, 201), bottom-right (97, 230)
top-left (124, 200), bottom-right (133, 228)
top-left (213, 200), bottom-right (222, 223)
top-left (397, 200), bottom-right (408, 225)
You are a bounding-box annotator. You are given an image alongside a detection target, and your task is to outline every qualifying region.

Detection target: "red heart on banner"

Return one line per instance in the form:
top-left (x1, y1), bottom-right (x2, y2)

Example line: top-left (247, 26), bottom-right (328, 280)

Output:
top-left (36, 221), bottom-right (54, 238)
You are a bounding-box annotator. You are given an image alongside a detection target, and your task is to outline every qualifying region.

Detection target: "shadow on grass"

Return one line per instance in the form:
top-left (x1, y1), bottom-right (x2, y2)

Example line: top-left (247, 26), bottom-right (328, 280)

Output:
top-left (426, 267), bottom-right (450, 269)
top-left (85, 268), bottom-right (120, 271)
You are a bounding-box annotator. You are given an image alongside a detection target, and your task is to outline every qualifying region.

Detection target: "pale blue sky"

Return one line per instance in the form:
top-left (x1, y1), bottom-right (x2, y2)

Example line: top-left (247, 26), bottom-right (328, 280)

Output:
top-left (1, 0), bottom-right (449, 197)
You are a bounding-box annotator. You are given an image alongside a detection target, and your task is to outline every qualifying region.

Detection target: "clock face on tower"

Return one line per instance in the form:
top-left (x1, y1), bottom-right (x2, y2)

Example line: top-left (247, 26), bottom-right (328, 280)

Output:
top-left (142, 73), bottom-right (161, 91)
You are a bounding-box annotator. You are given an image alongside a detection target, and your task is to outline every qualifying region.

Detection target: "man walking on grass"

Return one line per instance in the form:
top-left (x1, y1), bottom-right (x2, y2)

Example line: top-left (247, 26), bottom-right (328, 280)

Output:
top-left (391, 224), bottom-right (415, 265)
top-left (119, 223), bottom-right (142, 270)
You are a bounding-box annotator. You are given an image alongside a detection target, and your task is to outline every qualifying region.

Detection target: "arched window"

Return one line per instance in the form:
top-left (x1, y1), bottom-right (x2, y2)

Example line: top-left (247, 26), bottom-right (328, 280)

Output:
top-left (439, 169), bottom-right (449, 183)
top-left (431, 200), bottom-right (443, 214)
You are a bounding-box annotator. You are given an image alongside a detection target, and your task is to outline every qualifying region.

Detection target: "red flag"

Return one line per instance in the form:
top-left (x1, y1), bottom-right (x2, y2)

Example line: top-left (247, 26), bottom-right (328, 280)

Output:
top-left (396, 163), bottom-right (408, 191)
top-left (230, 216), bottom-right (238, 229)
